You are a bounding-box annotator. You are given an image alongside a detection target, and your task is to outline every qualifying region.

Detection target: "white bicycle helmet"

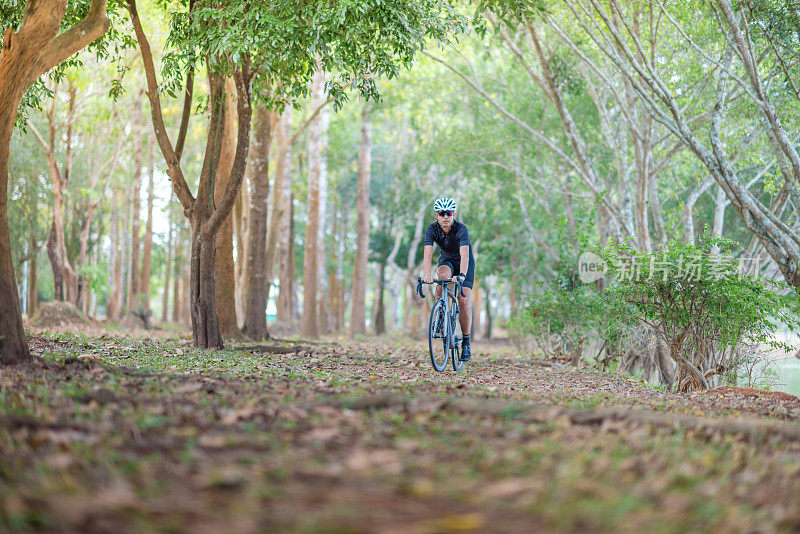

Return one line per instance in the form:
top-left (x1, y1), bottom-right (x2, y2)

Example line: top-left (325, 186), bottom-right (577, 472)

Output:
top-left (433, 196), bottom-right (457, 212)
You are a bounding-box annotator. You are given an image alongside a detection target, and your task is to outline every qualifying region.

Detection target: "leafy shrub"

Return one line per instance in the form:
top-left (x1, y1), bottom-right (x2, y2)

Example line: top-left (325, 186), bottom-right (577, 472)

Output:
top-left (509, 281), bottom-right (630, 365)
top-left (510, 216), bottom-right (632, 365)
top-left (600, 236), bottom-right (800, 392)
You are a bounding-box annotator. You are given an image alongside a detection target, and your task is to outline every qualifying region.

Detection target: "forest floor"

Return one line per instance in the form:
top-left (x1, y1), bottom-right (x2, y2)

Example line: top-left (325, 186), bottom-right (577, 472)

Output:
top-left (4, 326), bottom-right (800, 533)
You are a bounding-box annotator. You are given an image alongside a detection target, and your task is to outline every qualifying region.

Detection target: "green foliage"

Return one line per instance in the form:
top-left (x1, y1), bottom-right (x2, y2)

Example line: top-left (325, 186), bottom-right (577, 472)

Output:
top-left (601, 235), bottom-right (800, 390)
top-left (158, 0), bottom-right (466, 110)
top-left (77, 262), bottom-right (108, 295)
top-left (509, 280), bottom-right (627, 362)
top-left (509, 215), bottom-right (630, 361)
top-left (601, 236), bottom-right (800, 354)
top-left (475, 0), bottom-right (546, 26)
top-left (512, 227), bottom-right (800, 391)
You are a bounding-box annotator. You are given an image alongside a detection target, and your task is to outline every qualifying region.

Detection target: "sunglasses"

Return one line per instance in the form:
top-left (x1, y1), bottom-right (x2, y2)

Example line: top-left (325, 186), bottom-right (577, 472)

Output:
top-left (437, 210), bottom-right (454, 217)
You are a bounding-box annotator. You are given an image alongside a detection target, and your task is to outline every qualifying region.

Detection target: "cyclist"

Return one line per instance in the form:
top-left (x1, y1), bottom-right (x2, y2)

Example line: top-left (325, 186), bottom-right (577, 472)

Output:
top-left (422, 196), bottom-right (475, 361)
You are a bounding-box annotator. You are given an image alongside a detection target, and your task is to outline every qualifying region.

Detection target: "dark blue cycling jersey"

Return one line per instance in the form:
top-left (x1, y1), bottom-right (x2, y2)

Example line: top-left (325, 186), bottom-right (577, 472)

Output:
top-left (424, 219), bottom-right (475, 289)
top-left (424, 220), bottom-right (471, 261)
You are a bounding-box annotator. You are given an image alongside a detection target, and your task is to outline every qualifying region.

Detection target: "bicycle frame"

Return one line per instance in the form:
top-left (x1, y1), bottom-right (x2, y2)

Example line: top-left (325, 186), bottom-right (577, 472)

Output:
top-left (417, 277), bottom-right (466, 371)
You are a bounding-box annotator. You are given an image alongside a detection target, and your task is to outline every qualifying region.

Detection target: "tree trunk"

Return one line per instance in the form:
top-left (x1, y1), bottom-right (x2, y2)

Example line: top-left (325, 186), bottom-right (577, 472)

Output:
top-left (484, 282), bottom-right (493, 340)
top-left (329, 269), bottom-right (339, 332)
top-left (47, 222), bottom-right (63, 301)
top-left (289, 196), bottom-right (297, 319)
top-left (127, 104), bottom-right (144, 316)
top-left (0, 184), bottom-right (27, 363)
top-left (0, 109), bottom-right (26, 356)
top-left (267, 106), bottom-right (293, 321)
top-left (27, 216), bottom-right (38, 318)
top-left (277, 190), bottom-right (295, 323)
top-left (404, 203), bottom-right (426, 335)
top-left (172, 225), bottom-right (183, 323)
top-left (0, 102), bottom-right (27, 355)
top-left (349, 104), bottom-right (372, 338)
top-left (242, 104), bottom-right (272, 339)
top-left (233, 183), bottom-right (247, 323)
top-left (140, 137), bottom-right (155, 311)
top-left (649, 169), bottom-right (666, 244)
top-left (61, 81), bottom-right (78, 302)
top-left (713, 184), bottom-right (726, 239)
top-left (37, 80), bottom-right (79, 304)
top-left (75, 201), bottom-right (98, 312)
top-left (213, 79), bottom-right (242, 340)
top-left (162, 219), bottom-right (172, 321)
top-left (107, 187), bottom-right (121, 320)
top-left (331, 208), bottom-right (346, 332)
top-left (472, 278), bottom-right (482, 341)
top-left (190, 209), bottom-right (223, 348)
top-left (316, 100), bottom-right (330, 335)
top-left (0, 0), bottom-right (109, 365)
top-left (301, 71), bottom-right (324, 339)
top-left (87, 249), bottom-right (96, 317)
top-left (374, 260), bottom-right (386, 335)
top-left (180, 256), bottom-right (190, 325)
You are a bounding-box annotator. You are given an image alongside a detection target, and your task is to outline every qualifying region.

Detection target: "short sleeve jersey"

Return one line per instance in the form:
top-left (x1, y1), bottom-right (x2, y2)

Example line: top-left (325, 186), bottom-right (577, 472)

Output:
top-left (424, 220), bottom-right (471, 261)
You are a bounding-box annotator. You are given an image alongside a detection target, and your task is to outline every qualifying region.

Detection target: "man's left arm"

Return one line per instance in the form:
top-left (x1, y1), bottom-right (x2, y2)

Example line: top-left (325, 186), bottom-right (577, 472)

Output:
top-left (459, 245), bottom-right (469, 275)
top-left (458, 224), bottom-right (471, 276)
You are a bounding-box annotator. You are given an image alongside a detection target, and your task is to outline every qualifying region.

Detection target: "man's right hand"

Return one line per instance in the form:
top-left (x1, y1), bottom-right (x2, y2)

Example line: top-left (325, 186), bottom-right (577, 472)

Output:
top-left (423, 276), bottom-right (433, 284)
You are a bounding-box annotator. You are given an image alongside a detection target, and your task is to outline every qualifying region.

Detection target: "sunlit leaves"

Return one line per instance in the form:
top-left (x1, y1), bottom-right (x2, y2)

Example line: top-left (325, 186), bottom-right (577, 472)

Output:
top-left (154, 0), bottom-right (464, 110)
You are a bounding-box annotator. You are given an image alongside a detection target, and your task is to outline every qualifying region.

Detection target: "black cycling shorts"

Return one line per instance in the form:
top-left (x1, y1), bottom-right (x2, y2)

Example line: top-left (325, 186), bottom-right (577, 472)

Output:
top-left (437, 251), bottom-right (475, 290)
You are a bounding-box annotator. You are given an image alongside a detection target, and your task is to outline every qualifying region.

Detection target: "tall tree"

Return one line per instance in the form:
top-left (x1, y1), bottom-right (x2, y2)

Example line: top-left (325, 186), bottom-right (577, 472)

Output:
top-left (241, 104), bottom-right (273, 339)
top-left (301, 70), bottom-right (326, 338)
top-left (162, 218), bottom-right (172, 321)
top-left (107, 185), bottom-right (122, 320)
top-left (277, 189), bottom-right (295, 323)
top-left (140, 138), bottom-right (155, 312)
top-left (213, 79), bottom-right (242, 339)
top-left (271, 107), bottom-right (294, 323)
top-left (349, 103), bottom-right (372, 338)
top-left (316, 99), bottom-right (330, 335)
top-left (76, 112), bottom-right (126, 313)
top-left (29, 80), bottom-right (78, 302)
top-left (0, 0), bottom-right (109, 364)
top-left (126, 102), bottom-right (144, 316)
top-left (171, 223), bottom-right (184, 323)
top-left (128, 0), bottom-right (254, 347)
top-left (26, 191), bottom-right (38, 317)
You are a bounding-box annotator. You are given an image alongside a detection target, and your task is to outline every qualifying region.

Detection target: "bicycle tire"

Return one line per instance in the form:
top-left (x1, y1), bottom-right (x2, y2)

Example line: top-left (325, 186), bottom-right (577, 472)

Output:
top-left (428, 300), bottom-right (448, 372)
top-left (451, 315), bottom-right (463, 372)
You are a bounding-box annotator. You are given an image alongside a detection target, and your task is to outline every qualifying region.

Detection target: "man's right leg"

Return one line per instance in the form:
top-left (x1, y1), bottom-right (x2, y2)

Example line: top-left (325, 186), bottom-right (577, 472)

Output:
top-left (435, 264), bottom-right (452, 299)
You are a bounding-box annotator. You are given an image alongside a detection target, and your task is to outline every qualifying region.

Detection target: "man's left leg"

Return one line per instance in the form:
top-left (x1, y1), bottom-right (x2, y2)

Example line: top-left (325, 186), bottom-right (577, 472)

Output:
top-left (457, 287), bottom-right (472, 361)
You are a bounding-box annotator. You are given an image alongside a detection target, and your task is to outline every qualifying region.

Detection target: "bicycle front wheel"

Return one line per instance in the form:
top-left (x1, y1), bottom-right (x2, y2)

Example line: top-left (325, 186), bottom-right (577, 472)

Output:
top-left (428, 300), bottom-right (448, 372)
top-left (451, 317), bottom-right (463, 372)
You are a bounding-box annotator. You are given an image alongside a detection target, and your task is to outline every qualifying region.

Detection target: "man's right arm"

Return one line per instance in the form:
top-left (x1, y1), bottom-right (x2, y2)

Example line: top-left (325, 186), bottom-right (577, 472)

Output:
top-left (423, 245), bottom-right (434, 283)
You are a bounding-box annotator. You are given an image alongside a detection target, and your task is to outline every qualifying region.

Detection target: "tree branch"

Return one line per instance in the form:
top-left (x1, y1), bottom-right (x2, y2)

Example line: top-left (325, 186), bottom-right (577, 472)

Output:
top-left (32, 0), bottom-right (109, 84)
top-left (127, 0), bottom-right (195, 211)
top-left (175, 66), bottom-right (194, 162)
top-left (289, 96), bottom-right (334, 146)
top-left (206, 59), bottom-right (253, 236)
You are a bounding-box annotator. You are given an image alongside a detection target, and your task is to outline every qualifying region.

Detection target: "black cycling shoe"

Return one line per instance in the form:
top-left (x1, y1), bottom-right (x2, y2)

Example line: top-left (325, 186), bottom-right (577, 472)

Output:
top-left (460, 342), bottom-right (471, 362)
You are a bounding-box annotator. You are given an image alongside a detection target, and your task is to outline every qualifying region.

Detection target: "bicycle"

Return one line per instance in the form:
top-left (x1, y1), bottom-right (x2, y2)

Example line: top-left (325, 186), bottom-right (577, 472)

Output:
top-left (416, 276), bottom-right (466, 372)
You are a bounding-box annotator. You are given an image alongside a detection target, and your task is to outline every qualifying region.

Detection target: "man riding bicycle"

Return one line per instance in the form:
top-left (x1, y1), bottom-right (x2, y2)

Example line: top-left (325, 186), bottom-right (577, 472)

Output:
top-left (422, 196), bottom-right (475, 362)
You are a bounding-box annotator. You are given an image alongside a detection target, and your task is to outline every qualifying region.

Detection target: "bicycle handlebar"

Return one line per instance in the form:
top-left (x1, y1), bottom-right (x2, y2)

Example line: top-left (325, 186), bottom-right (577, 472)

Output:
top-left (416, 276), bottom-right (466, 299)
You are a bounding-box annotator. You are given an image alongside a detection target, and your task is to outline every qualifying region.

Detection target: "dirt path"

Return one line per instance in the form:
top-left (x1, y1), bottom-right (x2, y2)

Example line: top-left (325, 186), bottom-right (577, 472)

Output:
top-left (3, 332), bottom-right (800, 532)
